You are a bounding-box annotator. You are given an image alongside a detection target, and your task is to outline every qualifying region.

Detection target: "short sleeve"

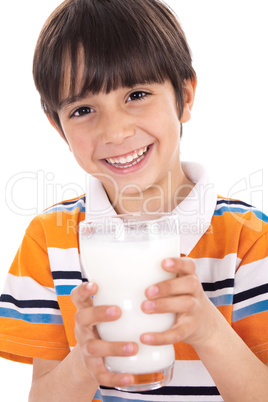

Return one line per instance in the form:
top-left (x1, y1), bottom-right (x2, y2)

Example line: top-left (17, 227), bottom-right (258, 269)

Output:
top-left (0, 217), bottom-right (70, 364)
top-left (232, 231), bottom-right (268, 364)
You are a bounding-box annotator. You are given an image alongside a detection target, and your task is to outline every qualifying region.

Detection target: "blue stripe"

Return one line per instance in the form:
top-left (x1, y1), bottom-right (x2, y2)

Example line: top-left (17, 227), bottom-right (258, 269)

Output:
top-left (55, 285), bottom-right (77, 296)
top-left (209, 294), bottom-right (233, 307)
top-left (95, 390), bottom-right (219, 402)
top-left (97, 397), bottom-right (219, 402)
top-left (96, 388), bottom-right (220, 402)
top-left (44, 199), bottom-right (85, 214)
top-left (94, 389), bottom-right (103, 400)
top-left (232, 300), bottom-right (268, 322)
top-left (214, 206), bottom-right (268, 222)
top-left (0, 308), bottom-right (63, 324)
top-left (98, 394), bottom-right (153, 402)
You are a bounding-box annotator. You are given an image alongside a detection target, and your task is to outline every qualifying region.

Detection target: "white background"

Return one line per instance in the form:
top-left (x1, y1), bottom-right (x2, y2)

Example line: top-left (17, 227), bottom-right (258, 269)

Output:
top-left (0, 0), bottom-right (268, 400)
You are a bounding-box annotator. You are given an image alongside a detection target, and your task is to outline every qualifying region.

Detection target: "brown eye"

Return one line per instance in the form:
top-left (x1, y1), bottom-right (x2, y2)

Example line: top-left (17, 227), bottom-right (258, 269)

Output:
top-left (127, 91), bottom-right (150, 102)
top-left (72, 106), bottom-right (93, 117)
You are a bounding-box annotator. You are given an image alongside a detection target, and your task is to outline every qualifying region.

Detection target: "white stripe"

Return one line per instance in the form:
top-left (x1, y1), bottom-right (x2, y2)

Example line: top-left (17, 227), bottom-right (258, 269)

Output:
top-left (215, 202), bottom-right (255, 212)
top-left (233, 293), bottom-right (268, 311)
top-left (45, 197), bottom-right (86, 213)
top-left (205, 288), bottom-right (233, 299)
top-left (48, 247), bottom-right (81, 272)
top-left (235, 257), bottom-right (268, 293)
top-left (0, 302), bottom-right (61, 316)
top-left (100, 361), bottom-right (222, 401)
top-left (53, 279), bottom-right (82, 287)
top-left (3, 273), bottom-right (57, 302)
top-left (99, 391), bottom-right (222, 402)
top-left (193, 254), bottom-right (240, 283)
top-left (170, 360), bottom-right (216, 387)
top-left (100, 389), bottom-right (222, 402)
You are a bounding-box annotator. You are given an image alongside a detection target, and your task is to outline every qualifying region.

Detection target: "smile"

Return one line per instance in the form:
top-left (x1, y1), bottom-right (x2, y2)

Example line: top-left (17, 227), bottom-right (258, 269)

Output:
top-left (105, 146), bottom-right (149, 168)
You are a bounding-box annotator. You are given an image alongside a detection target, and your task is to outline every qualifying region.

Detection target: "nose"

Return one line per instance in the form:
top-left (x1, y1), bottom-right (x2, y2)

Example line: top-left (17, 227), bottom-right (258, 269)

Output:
top-left (100, 109), bottom-right (135, 145)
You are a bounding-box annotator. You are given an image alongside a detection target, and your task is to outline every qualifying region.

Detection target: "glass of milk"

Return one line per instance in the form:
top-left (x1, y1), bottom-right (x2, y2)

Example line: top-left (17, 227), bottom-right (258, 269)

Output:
top-left (79, 213), bottom-right (180, 392)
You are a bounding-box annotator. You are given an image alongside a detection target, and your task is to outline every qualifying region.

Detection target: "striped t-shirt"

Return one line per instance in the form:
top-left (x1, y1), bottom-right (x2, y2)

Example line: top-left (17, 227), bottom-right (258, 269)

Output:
top-left (0, 162), bottom-right (268, 402)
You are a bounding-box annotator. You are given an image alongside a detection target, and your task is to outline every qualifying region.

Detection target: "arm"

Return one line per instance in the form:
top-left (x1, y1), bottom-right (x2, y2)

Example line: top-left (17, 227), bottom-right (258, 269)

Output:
top-left (29, 347), bottom-right (97, 402)
top-left (140, 257), bottom-right (268, 402)
top-left (29, 283), bottom-right (138, 401)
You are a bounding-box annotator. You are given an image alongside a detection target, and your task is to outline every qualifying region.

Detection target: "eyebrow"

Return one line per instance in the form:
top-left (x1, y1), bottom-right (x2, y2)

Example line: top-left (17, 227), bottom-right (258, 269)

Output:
top-left (59, 94), bottom-right (89, 110)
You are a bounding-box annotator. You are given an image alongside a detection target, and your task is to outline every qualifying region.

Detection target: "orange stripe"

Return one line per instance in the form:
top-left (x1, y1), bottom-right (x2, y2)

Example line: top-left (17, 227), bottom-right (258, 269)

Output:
top-left (40, 210), bottom-right (85, 249)
top-left (232, 310), bottom-right (268, 363)
top-left (58, 295), bottom-right (77, 347)
top-left (0, 318), bottom-right (70, 363)
top-left (174, 341), bottom-right (199, 360)
top-left (189, 212), bottom-right (268, 260)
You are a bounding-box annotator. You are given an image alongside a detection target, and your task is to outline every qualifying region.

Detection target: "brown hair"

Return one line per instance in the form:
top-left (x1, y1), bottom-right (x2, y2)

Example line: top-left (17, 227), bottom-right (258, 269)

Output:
top-left (33, 0), bottom-right (196, 132)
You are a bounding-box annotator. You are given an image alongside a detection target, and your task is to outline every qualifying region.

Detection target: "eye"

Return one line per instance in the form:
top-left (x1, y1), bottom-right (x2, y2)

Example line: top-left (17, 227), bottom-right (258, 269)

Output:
top-left (71, 106), bottom-right (94, 118)
top-left (127, 91), bottom-right (150, 102)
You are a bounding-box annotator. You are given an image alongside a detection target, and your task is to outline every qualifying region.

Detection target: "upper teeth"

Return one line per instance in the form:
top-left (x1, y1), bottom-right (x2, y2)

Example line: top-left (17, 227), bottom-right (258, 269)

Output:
top-left (106, 146), bottom-right (148, 165)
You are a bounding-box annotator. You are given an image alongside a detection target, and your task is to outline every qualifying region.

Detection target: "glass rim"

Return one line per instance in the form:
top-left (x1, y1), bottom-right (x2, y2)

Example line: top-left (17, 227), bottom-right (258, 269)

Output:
top-left (79, 212), bottom-right (179, 226)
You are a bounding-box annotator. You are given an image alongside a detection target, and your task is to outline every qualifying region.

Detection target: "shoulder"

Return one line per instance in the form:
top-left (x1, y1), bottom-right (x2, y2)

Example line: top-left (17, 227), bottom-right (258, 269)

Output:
top-left (215, 196), bottom-right (268, 221)
top-left (42, 194), bottom-right (86, 215)
top-left (213, 195), bottom-right (268, 259)
top-left (193, 195), bottom-right (268, 259)
top-left (25, 194), bottom-right (86, 249)
top-left (214, 195), bottom-right (268, 234)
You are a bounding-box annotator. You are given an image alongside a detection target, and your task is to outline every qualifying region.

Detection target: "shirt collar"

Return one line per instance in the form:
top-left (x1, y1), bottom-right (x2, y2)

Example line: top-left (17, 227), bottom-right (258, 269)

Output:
top-left (175, 162), bottom-right (217, 255)
top-left (85, 162), bottom-right (217, 255)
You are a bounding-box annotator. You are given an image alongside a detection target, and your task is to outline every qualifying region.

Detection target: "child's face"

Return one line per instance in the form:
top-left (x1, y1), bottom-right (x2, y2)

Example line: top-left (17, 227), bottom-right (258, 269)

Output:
top-left (57, 80), bottom-right (193, 208)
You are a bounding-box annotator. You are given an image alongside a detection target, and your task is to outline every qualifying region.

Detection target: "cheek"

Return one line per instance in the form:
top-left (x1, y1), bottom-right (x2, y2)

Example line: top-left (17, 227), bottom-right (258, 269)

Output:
top-left (67, 137), bottom-right (95, 170)
top-left (64, 126), bottom-right (94, 154)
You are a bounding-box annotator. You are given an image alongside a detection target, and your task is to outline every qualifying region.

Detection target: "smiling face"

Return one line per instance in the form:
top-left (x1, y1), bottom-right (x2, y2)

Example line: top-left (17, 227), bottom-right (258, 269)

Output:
top-left (33, 0), bottom-right (197, 212)
top-left (55, 79), bottom-right (195, 213)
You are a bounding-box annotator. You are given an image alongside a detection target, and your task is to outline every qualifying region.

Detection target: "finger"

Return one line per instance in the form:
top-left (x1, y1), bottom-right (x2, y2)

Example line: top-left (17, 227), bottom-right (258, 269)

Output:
top-left (145, 274), bottom-right (201, 300)
top-left (82, 355), bottom-right (135, 390)
top-left (71, 282), bottom-right (97, 309)
top-left (97, 371), bottom-right (135, 389)
top-left (140, 318), bottom-right (194, 346)
top-left (142, 294), bottom-right (198, 314)
top-left (161, 257), bottom-right (196, 276)
top-left (83, 338), bottom-right (138, 358)
top-left (75, 304), bottom-right (121, 328)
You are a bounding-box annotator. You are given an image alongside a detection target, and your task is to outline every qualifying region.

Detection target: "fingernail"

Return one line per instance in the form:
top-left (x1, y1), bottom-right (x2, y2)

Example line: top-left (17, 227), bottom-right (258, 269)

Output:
top-left (86, 282), bottom-right (94, 291)
top-left (142, 334), bottom-right (154, 344)
top-left (123, 343), bottom-right (135, 354)
top-left (143, 300), bottom-right (155, 311)
top-left (164, 258), bottom-right (174, 268)
top-left (147, 285), bottom-right (159, 297)
top-left (121, 375), bottom-right (134, 385)
top-left (106, 307), bottom-right (118, 317)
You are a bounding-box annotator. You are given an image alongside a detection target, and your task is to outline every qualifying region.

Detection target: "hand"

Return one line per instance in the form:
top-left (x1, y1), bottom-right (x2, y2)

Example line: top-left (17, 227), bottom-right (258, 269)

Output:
top-left (140, 257), bottom-right (220, 349)
top-left (71, 282), bottom-right (138, 388)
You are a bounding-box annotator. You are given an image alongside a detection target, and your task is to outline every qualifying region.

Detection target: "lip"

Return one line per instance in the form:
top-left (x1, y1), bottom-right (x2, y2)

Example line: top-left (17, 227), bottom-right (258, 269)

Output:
top-left (101, 144), bottom-right (154, 175)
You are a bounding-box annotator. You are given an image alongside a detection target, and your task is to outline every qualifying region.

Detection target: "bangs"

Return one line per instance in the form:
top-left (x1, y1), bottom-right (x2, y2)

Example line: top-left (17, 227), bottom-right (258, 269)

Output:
top-left (33, 0), bottom-right (196, 116)
top-left (64, 32), bottom-right (168, 100)
top-left (49, 1), bottom-right (177, 109)
top-left (59, 33), bottom-right (168, 109)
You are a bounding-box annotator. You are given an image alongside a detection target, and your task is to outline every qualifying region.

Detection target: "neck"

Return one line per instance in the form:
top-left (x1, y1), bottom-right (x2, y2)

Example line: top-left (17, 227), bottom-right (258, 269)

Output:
top-left (105, 169), bottom-right (195, 215)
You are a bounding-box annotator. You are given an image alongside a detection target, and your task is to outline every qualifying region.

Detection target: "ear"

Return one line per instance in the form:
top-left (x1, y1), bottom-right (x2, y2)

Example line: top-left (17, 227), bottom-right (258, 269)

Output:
top-left (46, 113), bottom-right (69, 144)
top-left (180, 78), bottom-right (197, 123)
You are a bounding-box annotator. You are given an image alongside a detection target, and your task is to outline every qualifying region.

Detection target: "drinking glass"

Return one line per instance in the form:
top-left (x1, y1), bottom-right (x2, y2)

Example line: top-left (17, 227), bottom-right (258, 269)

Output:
top-left (79, 213), bottom-right (180, 391)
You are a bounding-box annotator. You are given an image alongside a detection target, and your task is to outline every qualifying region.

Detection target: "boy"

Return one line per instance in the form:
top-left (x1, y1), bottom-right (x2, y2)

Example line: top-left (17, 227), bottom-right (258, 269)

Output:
top-left (1, 0), bottom-right (268, 401)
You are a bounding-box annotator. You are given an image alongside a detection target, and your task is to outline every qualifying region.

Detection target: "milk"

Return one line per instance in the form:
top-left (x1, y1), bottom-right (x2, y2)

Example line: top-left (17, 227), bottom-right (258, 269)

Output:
top-left (80, 228), bottom-right (180, 375)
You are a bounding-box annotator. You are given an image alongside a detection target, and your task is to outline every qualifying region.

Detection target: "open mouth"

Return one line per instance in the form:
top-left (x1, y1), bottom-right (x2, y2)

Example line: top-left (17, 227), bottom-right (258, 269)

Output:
top-left (105, 145), bottom-right (150, 169)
